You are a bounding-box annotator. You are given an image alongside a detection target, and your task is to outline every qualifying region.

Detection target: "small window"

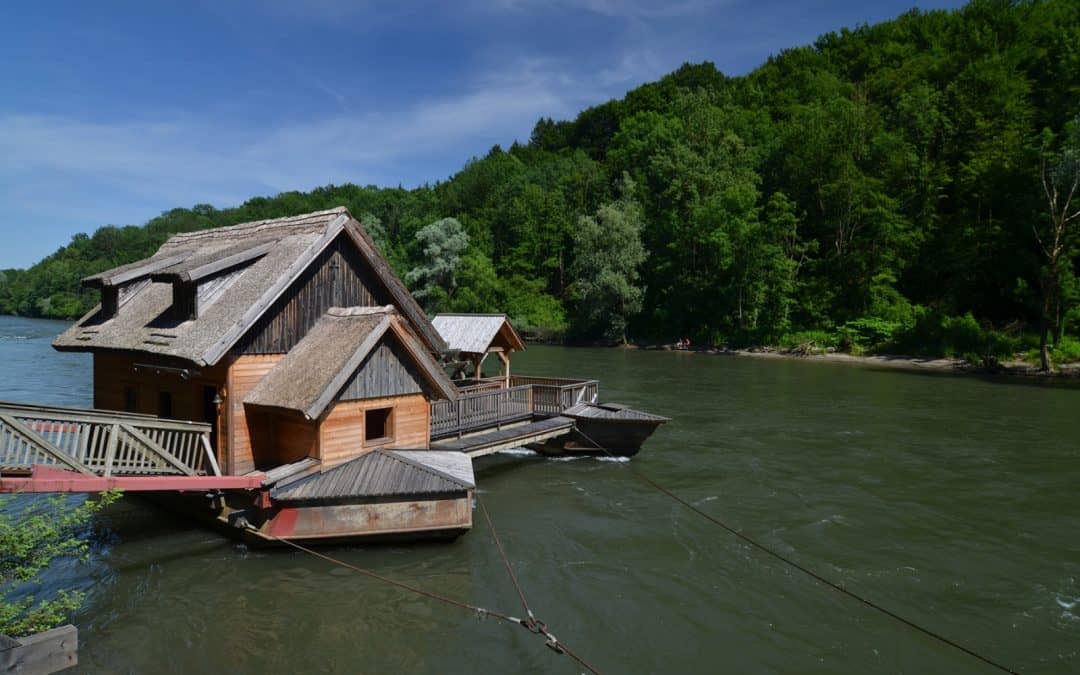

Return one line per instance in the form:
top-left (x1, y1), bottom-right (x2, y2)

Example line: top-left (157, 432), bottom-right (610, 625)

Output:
top-left (124, 386), bottom-right (137, 413)
top-left (364, 407), bottom-right (393, 444)
top-left (158, 391), bottom-right (173, 419)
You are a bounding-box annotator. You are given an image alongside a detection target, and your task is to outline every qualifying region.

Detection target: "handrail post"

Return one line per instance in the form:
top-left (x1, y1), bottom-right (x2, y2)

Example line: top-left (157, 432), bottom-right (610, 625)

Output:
top-left (102, 424), bottom-right (120, 477)
top-left (201, 434), bottom-right (221, 476)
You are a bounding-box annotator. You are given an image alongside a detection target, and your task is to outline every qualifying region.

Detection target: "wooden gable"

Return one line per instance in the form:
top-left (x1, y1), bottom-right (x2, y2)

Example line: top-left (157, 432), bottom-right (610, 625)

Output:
top-left (234, 234), bottom-right (384, 355)
top-left (338, 338), bottom-right (426, 401)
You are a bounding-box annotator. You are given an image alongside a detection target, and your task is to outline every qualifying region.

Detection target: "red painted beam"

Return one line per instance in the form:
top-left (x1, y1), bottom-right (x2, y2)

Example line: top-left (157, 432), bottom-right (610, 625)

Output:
top-left (0, 464), bottom-right (265, 493)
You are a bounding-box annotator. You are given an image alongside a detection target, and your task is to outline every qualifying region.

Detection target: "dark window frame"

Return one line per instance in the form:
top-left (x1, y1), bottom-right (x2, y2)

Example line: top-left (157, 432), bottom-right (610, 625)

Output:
top-left (364, 407), bottom-right (394, 445)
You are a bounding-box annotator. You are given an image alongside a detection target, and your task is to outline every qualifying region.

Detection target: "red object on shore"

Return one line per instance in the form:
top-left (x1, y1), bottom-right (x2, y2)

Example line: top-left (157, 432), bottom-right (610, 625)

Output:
top-left (0, 464), bottom-right (264, 493)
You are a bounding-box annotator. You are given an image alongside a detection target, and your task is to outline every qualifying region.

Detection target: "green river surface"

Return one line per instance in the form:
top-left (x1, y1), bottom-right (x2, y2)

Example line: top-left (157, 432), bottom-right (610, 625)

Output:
top-left (1, 316), bottom-right (1077, 674)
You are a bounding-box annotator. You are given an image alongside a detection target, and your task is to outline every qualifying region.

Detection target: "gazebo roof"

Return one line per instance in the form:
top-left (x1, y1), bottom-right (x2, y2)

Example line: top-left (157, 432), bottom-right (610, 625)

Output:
top-left (431, 314), bottom-right (525, 355)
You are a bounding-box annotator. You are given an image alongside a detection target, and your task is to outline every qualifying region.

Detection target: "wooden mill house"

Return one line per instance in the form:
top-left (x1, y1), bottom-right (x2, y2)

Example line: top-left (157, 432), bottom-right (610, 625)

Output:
top-left (0, 207), bottom-right (667, 544)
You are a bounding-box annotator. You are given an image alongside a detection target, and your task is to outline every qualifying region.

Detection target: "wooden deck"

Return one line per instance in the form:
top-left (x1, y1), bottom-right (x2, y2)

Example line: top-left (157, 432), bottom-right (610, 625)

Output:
top-left (430, 376), bottom-right (598, 440)
top-left (430, 416), bottom-right (575, 457)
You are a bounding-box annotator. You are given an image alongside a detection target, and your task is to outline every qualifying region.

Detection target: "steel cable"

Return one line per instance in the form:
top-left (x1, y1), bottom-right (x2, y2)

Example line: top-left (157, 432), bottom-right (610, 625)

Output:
top-left (571, 428), bottom-right (1021, 675)
top-left (476, 494), bottom-right (604, 674)
top-left (257, 525), bottom-right (603, 674)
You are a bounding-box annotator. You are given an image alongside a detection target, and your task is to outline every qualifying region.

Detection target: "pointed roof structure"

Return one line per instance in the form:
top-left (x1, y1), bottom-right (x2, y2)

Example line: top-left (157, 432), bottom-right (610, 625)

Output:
top-left (244, 306), bottom-right (457, 419)
top-left (54, 207), bottom-right (446, 365)
top-left (432, 313), bottom-right (525, 356)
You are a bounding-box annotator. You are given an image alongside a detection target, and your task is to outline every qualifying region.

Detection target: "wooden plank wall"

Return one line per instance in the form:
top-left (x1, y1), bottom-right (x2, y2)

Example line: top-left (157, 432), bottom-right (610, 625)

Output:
top-left (226, 354), bottom-right (284, 474)
top-left (235, 235), bottom-right (383, 355)
top-left (272, 414), bottom-right (318, 467)
top-left (339, 340), bottom-right (424, 401)
top-left (319, 394), bottom-right (430, 467)
top-left (93, 352), bottom-right (225, 422)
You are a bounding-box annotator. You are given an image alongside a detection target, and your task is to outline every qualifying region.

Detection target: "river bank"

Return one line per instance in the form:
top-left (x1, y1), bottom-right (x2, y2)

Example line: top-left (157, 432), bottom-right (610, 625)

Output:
top-left (632, 343), bottom-right (1080, 381)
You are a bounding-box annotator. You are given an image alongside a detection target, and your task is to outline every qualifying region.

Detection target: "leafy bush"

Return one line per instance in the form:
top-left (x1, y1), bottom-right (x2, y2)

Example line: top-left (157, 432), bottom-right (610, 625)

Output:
top-left (0, 491), bottom-right (120, 637)
top-left (778, 329), bottom-right (840, 351)
top-left (1056, 336), bottom-right (1080, 363)
top-left (837, 318), bottom-right (901, 352)
top-left (889, 308), bottom-right (1020, 358)
top-left (1026, 335), bottom-right (1080, 365)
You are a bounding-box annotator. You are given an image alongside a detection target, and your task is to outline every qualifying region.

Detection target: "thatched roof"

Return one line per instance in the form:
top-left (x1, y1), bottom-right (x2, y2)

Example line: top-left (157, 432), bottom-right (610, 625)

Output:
top-left (54, 207), bottom-right (446, 365)
top-left (431, 314), bottom-right (525, 355)
top-left (244, 306), bottom-right (457, 419)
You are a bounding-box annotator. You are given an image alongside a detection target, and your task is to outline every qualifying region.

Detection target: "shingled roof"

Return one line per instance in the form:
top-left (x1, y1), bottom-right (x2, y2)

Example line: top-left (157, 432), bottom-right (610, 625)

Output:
top-left (431, 314), bottom-right (525, 355)
top-left (244, 306), bottom-right (457, 419)
top-left (270, 449), bottom-right (474, 502)
top-left (54, 207), bottom-right (446, 365)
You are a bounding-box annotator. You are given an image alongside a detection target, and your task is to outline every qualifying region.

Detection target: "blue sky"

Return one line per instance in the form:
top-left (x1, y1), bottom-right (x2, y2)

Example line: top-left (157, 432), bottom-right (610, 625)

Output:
top-left (0, 0), bottom-right (966, 268)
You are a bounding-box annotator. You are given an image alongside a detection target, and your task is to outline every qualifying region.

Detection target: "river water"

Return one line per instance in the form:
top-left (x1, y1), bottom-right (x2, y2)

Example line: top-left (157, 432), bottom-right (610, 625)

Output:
top-left (1, 315), bottom-right (1077, 674)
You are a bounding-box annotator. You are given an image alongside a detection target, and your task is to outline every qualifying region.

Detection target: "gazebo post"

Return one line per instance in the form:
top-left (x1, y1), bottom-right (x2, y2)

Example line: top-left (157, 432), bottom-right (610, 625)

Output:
top-left (496, 350), bottom-right (511, 388)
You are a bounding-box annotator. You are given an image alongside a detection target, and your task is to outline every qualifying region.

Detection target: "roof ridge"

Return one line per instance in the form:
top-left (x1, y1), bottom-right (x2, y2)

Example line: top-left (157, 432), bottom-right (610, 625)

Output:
top-left (327, 305), bottom-right (396, 317)
top-left (167, 207), bottom-right (350, 243)
top-left (381, 449), bottom-right (474, 489)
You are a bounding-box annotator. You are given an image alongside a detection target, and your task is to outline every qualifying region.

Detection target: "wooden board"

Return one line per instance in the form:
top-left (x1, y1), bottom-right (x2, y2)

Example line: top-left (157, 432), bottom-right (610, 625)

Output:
top-left (319, 394), bottom-right (430, 467)
top-left (263, 495), bottom-right (471, 540)
top-left (225, 354), bottom-right (284, 474)
top-left (0, 625), bottom-right (77, 673)
top-left (93, 353), bottom-right (226, 422)
top-left (234, 234), bottom-right (383, 355)
top-left (272, 413), bottom-right (318, 467)
top-left (431, 416), bottom-right (575, 456)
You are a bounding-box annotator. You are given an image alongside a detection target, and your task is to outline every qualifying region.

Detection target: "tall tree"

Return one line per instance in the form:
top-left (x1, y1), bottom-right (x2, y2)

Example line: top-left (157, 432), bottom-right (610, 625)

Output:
top-left (570, 174), bottom-right (647, 343)
top-left (1035, 116), bottom-right (1080, 370)
top-left (405, 217), bottom-right (470, 313)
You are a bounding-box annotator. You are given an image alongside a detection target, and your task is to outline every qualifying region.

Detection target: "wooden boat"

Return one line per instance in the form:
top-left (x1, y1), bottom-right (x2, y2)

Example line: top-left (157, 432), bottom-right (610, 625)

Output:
top-left (548, 402), bottom-right (670, 457)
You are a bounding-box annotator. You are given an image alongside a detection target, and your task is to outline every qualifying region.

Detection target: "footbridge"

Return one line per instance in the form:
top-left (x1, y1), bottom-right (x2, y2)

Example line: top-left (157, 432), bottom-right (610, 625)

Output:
top-left (0, 401), bottom-right (263, 492)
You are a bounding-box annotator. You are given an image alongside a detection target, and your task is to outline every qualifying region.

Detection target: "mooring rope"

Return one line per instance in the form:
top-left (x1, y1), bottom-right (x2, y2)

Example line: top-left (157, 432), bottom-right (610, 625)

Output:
top-left (475, 493), bottom-right (604, 674)
top-left (256, 528), bottom-right (603, 674)
top-left (476, 495), bottom-right (534, 618)
top-left (571, 428), bottom-right (1021, 675)
top-left (259, 531), bottom-right (519, 622)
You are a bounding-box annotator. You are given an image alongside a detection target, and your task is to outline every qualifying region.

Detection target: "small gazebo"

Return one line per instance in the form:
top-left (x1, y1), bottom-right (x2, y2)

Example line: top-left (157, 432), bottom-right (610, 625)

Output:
top-left (431, 314), bottom-right (526, 387)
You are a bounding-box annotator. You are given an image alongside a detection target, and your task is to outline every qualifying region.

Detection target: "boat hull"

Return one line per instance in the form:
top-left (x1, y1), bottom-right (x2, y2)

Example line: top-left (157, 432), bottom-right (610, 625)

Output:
top-left (533, 403), bottom-right (669, 457)
top-left (139, 489), bottom-right (473, 547)
top-left (561, 418), bottom-right (664, 456)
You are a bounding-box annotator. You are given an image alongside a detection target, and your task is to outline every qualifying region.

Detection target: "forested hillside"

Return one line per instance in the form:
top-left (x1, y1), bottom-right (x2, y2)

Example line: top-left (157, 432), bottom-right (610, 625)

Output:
top-left (3, 0), bottom-right (1079, 364)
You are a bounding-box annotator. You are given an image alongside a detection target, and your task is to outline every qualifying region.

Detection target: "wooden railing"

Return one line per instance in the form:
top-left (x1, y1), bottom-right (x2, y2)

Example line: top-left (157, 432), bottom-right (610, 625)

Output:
top-left (0, 401), bottom-right (216, 477)
top-left (453, 377), bottom-right (507, 395)
top-left (512, 377), bottom-right (599, 415)
top-left (431, 385), bottom-right (533, 439)
top-left (431, 377), bottom-right (599, 439)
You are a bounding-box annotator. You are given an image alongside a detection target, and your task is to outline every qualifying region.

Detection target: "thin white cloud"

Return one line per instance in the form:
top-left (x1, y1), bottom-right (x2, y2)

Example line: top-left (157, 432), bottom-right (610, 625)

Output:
top-left (0, 55), bottom-right (585, 261)
top-left (599, 48), bottom-right (667, 87)
top-left (485, 0), bottom-right (736, 19)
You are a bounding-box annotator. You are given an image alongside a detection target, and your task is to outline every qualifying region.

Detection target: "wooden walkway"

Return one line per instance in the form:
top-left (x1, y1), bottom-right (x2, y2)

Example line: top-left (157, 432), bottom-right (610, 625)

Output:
top-left (0, 400), bottom-right (217, 477)
top-left (430, 377), bottom-right (598, 440)
top-left (430, 416), bottom-right (575, 457)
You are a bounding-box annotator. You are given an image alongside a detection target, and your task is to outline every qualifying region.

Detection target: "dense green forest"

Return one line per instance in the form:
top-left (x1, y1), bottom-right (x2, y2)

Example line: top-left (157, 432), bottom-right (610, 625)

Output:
top-left (2, 0), bottom-right (1079, 365)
